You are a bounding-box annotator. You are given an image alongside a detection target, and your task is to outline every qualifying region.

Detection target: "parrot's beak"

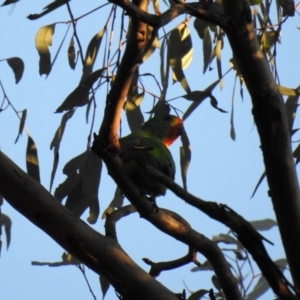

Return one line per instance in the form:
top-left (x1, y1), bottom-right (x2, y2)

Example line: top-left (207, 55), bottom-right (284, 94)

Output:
top-left (177, 123), bottom-right (185, 137)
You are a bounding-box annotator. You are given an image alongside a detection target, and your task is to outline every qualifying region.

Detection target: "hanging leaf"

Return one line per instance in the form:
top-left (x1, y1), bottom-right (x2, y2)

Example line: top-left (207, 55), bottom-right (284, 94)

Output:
top-left (187, 289), bottom-right (209, 300)
top-left (285, 87), bottom-right (300, 132)
top-left (215, 33), bottom-right (223, 89)
top-left (50, 109), bottom-right (75, 190)
top-left (211, 275), bottom-right (222, 291)
top-left (102, 187), bottom-right (124, 219)
top-left (61, 252), bottom-right (81, 265)
top-left (55, 68), bottom-right (104, 113)
top-left (194, 18), bottom-right (208, 40)
top-left (191, 260), bottom-right (213, 272)
top-left (230, 86), bottom-right (236, 141)
top-left (246, 259), bottom-right (287, 300)
top-left (1, 0), bottom-right (19, 6)
top-left (245, 270), bottom-right (273, 299)
top-left (194, 19), bottom-right (212, 74)
top-left (15, 109), bottom-right (27, 143)
top-left (141, 27), bottom-right (159, 62)
top-left (261, 31), bottom-right (277, 52)
top-left (250, 218), bottom-right (277, 231)
top-left (65, 153), bottom-right (88, 176)
top-left (0, 213), bottom-right (11, 251)
top-left (56, 85), bottom-right (89, 113)
top-left (182, 90), bottom-right (210, 102)
top-left (183, 80), bottom-right (219, 120)
top-left (181, 91), bottom-right (226, 113)
top-left (6, 57), bottom-right (24, 83)
top-left (180, 130), bottom-right (191, 190)
top-left (125, 92), bottom-right (145, 133)
top-left (202, 28), bottom-right (212, 74)
top-left (99, 275), bottom-right (110, 299)
top-left (81, 151), bottom-right (102, 224)
top-left (229, 58), bottom-right (243, 82)
top-left (110, 187), bottom-right (124, 208)
top-left (210, 95), bottom-right (227, 113)
top-left (82, 28), bottom-right (105, 79)
top-left (279, 0), bottom-right (295, 16)
top-left (167, 22), bottom-right (193, 93)
top-left (68, 37), bottom-right (76, 70)
top-left (160, 38), bottom-right (167, 88)
top-left (147, 98), bottom-right (171, 116)
top-left (55, 150), bottom-right (101, 224)
top-left (278, 85), bottom-right (299, 96)
top-left (27, 0), bottom-right (70, 20)
top-left (212, 234), bottom-right (243, 248)
top-left (55, 152), bottom-right (86, 200)
top-left (294, 143), bottom-right (300, 164)
top-left (251, 170), bottom-right (266, 198)
top-left (35, 24), bottom-right (55, 75)
top-left (50, 109), bottom-right (75, 153)
top-left (26, 136), bottom-right (40, 183)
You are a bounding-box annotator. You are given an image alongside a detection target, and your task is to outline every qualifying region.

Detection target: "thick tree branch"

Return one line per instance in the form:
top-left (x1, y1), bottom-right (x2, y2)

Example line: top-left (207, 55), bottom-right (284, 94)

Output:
top-left (222, 0), bottom-right (300, 290)
top-left (0, 151), bottom-right (178, 300)
top-left (144, 164), bottom-right (298, 299)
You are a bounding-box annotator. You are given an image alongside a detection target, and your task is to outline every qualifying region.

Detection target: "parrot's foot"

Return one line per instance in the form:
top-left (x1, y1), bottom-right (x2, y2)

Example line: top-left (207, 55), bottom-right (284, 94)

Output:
top-left (148, 196), bottom-right (159, 213)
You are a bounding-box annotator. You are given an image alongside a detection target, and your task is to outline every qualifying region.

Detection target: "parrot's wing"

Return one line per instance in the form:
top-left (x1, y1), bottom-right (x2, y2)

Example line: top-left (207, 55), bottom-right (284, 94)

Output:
top-left (119, 134), bottom-right (175, 196)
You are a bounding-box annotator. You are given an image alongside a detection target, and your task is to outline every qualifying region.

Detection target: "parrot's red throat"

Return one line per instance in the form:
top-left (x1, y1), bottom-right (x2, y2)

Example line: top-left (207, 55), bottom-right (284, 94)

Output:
top-left (162, 117), bottom-right (184, 147)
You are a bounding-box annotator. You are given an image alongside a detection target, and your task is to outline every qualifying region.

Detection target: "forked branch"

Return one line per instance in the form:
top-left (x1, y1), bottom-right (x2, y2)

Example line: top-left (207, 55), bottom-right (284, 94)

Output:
top-left (144, 164), bottom-right (299, 299)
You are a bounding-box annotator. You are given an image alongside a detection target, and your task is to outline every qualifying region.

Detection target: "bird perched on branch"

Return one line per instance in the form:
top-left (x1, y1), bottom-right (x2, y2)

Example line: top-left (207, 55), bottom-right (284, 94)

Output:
top-left (119, 114), bottom-right (184, 201)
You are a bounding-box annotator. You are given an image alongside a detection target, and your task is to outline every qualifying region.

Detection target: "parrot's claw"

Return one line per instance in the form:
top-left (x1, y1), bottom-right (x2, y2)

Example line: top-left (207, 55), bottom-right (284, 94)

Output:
top-left (148, 196), bottom-right (159, 213)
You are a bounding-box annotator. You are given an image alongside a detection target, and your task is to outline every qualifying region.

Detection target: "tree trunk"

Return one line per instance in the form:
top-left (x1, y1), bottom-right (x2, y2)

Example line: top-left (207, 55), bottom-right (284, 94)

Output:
top-left (223, 0), bottom-right (300, 289)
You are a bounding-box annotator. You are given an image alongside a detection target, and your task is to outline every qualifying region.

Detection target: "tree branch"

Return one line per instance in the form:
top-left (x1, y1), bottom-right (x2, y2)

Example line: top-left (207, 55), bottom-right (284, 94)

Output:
top-left (105, 204), bottom-right (137, 241)
top-left (143, 247), bottom-right (200, 277)
top-left (95, 0), bottom-right (150, 152)
top-left (106, 205), bottom-right (201, 277)
top-left (144, 164), bottom-right (299, 299)
top-left (108, 0), bottom-right (229, 28)
top-left (0, 151), bottom-right (179, 300)
top-left (222, 0), bottom-right (300, 290)
top-left (92, 0), bottom-right (242, 297)
top-left (92, 150), bottom-right (243, 300)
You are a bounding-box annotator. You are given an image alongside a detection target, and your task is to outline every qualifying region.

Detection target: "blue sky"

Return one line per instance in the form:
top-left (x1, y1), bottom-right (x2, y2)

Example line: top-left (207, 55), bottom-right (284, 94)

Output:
top-left (0, 1), bottom-right (300, 299)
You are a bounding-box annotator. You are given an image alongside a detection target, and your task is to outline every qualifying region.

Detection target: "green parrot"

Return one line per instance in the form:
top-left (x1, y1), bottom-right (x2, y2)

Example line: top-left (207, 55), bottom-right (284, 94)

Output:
top-left (119, 114), bottom-right (184, 199)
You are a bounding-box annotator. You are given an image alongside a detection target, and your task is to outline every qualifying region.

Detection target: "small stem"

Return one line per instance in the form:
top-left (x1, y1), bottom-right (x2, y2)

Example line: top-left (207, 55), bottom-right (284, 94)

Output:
top-left (0, 80), bottom-right (30, 136)
top-left (65, 1), bottom-right (85, 65)
top-left (77, 265), bottom-right (97, 300)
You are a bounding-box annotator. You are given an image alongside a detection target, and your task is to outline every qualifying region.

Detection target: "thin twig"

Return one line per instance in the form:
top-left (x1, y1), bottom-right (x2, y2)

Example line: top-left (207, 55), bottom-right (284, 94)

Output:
top-left (74, 3), bottom-right (110, 22)
top-left (65, 1), bottom-right (85, 65)
top-left (77, 264), bottom-right (97, 300)
top-left (0, 80), bottom-right (30, 137)
top-left (144, 247), bottom-right (200, 277)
